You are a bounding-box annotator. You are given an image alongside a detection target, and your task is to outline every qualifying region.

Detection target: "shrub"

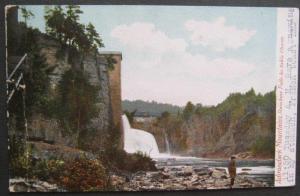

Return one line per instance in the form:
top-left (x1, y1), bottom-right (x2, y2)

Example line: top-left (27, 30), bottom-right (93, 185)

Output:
top-left (58, 156), bottom-right (109, 191)
top-left (31, 159), bottom-right (65, 182)
top-left (9, 135), bottom-right (32, 178)
top-left (251, 136), bottom-right (275, 157)
top-left (9, 135), bottom-right (66, 183)
top-left (103, 149), bottom-right (157, 173)
top-left (126, 151), bottom-right (157, 172)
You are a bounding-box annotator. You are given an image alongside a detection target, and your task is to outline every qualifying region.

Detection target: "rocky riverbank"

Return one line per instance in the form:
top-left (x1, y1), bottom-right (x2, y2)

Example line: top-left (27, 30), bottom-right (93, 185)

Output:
top-left (9, 178), bottom-right (64, 192)
top-left (10, 165), bottom-right (271, 192)
top-left (200, 151), bottom-right (274, 160)
top-left (112, 166), bottom-right (270, 191)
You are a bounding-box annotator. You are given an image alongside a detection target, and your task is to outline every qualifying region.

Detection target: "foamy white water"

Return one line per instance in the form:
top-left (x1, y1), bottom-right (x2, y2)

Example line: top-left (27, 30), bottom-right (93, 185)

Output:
top-left (123, 115), bottom-right (160, 157)
top-left (237, 166), bottom-right (274, 175)
top-left (220, 166), bottom-right (274, 175)
top-left (152, 153), bottom-right (199, 159)
top-left (122, 115), bottom-right (199, 159)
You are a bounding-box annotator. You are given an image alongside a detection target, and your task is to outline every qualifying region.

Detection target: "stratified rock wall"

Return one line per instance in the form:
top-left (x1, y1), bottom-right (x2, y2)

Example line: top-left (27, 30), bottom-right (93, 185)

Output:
top-left (8, 33), bottom-right (123, 152)
top-left (134, 93), bottom-right (275, 158)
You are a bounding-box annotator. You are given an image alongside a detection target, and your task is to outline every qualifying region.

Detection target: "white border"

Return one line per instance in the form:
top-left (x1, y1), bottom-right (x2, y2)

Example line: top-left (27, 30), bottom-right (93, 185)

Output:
top-left (275, 8), bottom-right (299, 187)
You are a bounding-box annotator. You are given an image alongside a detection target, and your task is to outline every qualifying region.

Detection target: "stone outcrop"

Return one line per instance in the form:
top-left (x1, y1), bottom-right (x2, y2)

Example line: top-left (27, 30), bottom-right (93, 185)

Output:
top-left (183, 104), bottom-right (275, 157)
top-left (7, 29), bottom-right (123, 152)
top-left (113, 166), bottom-right (270, 191)
top-left (29, 141), bottom-right (95, 161)
top-left (9, 178), bottom-right (64, 192)
top-left (134, 91), bottom-right (275, 158)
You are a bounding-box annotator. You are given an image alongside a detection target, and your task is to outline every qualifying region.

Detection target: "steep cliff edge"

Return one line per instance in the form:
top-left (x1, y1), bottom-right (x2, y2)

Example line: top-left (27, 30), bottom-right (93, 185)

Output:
top-left (133, 89), bottom-right (275, 159)
top-left (7, 25), bottom-right (123, 152)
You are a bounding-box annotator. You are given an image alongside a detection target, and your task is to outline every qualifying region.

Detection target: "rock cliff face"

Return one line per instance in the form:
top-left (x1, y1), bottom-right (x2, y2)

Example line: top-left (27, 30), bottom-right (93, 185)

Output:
top-left (133, 90), bottom-right (275, 158)
top-left (8, 32), bottom-right (123, 152)
top-left (183, 104), bottom-right (275, 157)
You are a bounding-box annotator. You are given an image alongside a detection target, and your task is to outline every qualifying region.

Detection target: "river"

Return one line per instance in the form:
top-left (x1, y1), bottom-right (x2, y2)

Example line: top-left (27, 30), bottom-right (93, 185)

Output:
top-left (154, 155), bottom-right (275, 187)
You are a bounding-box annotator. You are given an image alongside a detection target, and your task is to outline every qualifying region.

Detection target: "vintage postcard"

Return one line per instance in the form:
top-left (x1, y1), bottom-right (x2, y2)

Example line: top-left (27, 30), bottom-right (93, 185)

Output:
top-left (6, 5), bottom-right (298, 192)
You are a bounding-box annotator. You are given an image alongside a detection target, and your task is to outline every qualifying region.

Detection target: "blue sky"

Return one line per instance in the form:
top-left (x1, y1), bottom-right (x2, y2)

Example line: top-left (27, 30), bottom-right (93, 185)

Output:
top-left (21, 5), bottom-right (277, 106)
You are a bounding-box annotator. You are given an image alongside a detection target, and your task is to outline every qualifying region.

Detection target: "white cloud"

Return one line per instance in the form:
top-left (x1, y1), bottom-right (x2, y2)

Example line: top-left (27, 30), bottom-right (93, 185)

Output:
top-left (111, 22), bottom-right (187, 54)
top-left (111, 22), bottom-right (274, 106)
top-left (185, 17), bottom-right (256, 51)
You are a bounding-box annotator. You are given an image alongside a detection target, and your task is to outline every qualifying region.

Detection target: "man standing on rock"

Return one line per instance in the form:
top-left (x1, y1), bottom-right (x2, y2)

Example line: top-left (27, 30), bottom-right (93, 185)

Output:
top-left (228, 156), bottom-right (237, 188)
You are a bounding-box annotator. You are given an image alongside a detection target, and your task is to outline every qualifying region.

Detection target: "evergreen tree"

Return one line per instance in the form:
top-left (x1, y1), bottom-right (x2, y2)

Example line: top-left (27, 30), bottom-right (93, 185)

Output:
top-left (20, 6), bottom-right (34, 27)
top-left (161, 111), bottom-right (170, 119)
top-left (44, 6), bottom-right (66, 42)
top-left (182, 101), bottom-right (195, 121)
top-left (44, 5), bottom-right (105, 54)
top-left (86, 22), bottom-right (104, 52)
top-left (64, 5), bottom-right (83, 46)
top-left (57, 69), bottom-right (99, 144)
top-left (124, 110), bottom-right (136, 125)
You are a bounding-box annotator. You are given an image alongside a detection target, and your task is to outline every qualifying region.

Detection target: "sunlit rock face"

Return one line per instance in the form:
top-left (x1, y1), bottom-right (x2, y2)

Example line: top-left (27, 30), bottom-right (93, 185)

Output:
top-left (122, 115), bottom-right (160, 157)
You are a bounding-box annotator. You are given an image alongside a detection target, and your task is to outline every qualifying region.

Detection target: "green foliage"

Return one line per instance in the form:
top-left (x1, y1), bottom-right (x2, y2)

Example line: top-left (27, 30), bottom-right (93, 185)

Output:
top-left (44, 6), bottom-right (66, 43)
top-left (44, 5), bottom-right (104, 54)
top-left (86, 22), bottom-right (104, 52)
top-left (195, 88), bottom-right (275, 120)
top-left (9, 135), bottom-right (31, 177)
top-left (141, 88), bottom-right (276, 156)
top-left (123, 109), bottom-right (136, 125)
top-left (31, 159), bottom-right (65, 182)
top-left (105, 55), bottom-right (117, 71)
top-left (20, 6), bottom-right (34, 26)
top-left (155, 115), bottom-right (187, 152)
top-left (9, 135), bottom-right (65, 180)
top-left (102, 149), bottom-right (156, 173)
top-left (122, 100), bottom-right (181, 117)
top-left (160, 111), bottom-right (171, 119)
top-left (8, 25), bottom-right (54, 121)
top-left (24, 53), bottom-right (54, 116)
top-left (251, 136), bottom-right (275, 156)
top-left (182, 101), bottom-right (195, 121)
top-left (8, 90), bottom-right (25, 133)
top-left (56, 69), bottom-right (99, 134)
top-left (126, 151), bottom-right (157, 172)
top-left (64, 5), bottom-right (83, 46)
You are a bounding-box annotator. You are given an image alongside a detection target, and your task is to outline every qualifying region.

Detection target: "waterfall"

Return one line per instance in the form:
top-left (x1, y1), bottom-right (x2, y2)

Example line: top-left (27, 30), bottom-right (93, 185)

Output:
top-left (164, 131), bottom-right (171, 154)
top-left (122, 115), bottom-right (160, 157)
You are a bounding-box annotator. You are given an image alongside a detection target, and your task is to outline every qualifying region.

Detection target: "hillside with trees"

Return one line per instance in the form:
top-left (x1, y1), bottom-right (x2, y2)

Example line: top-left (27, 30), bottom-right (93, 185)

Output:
top-left (8, 5), bottom-right (155, 192)
top-left (122, 100), bottom-right (181, 116)
top-left (132, 88), bottom-right (276, 159)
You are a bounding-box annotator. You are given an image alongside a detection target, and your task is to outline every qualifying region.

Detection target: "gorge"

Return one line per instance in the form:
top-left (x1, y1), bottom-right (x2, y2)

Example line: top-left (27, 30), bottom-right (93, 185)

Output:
top-left (6, 5), bottom-right (276, 191)
top-left (123, 115), bottom-right (160, 157)
top-left (121, 114), bottom-right (275, 190)
top-left (125, 88), bottom-right (276, 159)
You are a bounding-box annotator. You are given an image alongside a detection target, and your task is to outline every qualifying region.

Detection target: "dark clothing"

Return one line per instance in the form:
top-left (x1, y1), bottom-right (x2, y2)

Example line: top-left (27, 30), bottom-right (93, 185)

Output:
top-left (230, 177), bottom-right (235, 187)
top-left (228, 159), bottom-right (236, 188)
top-left (228, 159), bottom-right (236, 178)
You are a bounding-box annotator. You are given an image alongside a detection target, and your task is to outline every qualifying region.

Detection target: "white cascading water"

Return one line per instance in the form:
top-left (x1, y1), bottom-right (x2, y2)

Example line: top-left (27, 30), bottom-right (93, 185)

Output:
top-left (122, 115), bottom-right (160, 157)
top-left (164, 131), bottom-right (171, 154)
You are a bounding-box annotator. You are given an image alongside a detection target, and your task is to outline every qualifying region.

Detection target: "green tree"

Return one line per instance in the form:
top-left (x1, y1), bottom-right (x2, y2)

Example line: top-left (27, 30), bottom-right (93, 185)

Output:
top-left (161, 111), bottom-right (170, 119)
top-left (245, 87), bottom-right (256, 97)
top-left (44, 5), bottom-right (105, 54)
top-left (63, 5), bottom-right (83, 46)
top-left (182, 101), bottom-right (195, 121)
top-left (86, 22), bottom-right (104, 52)
top-left (44, 6), bottom-right (66, 42)
top-left (8, 27), bottom-right (54, 121)
top-left (156, 111), bottom-right (171, 127)
top-left (24, 52), bottom-right (54, 116)
top-left (20, 6), bottom-right (34, 27)
top-left (124, 110), bottom-right (137, 125)
top-left (57, 69), bottom-right (99, 145)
